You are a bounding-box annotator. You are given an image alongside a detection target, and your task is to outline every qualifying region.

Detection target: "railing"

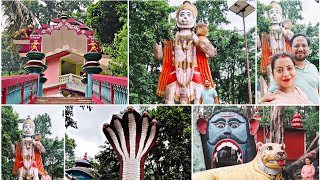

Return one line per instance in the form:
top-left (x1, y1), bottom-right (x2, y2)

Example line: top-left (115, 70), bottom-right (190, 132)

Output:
top-left (59, 74), bottom-right (85, 92)
top-left (91, 75), bottom-right (128, 104)
top-left (2, 74), bottom-right (38, 104)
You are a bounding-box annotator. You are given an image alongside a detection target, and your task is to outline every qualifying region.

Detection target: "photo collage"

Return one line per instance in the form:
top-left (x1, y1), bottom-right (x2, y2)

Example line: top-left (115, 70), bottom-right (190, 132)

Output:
top-left (1, 0), bottom-right (319, 179)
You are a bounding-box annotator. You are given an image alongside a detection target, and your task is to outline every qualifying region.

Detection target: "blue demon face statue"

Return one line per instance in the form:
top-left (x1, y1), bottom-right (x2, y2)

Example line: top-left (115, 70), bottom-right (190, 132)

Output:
top-left (197, 109), bottom-right (259, 169)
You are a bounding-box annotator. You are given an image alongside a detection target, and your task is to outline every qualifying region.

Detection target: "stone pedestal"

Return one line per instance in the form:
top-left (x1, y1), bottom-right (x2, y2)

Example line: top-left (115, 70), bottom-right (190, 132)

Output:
top-left (82, 52), bottom-right (103, 97)
top-left (24, 52), bottom-right (47, 96)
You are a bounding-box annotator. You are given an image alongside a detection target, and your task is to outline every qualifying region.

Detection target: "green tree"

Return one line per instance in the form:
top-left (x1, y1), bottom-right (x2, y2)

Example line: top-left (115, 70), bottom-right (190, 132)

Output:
top-left (65, 133), bottom-right (77, 169)
top-left (33, 113), bottom-right (64, 178)
top-left (302, 107), bottom-right (319, 147)
top-left (34, 113), bottom-right (52, 138)
top-left (86, 1), bottom-right (125, 45)
top-left (24, 0), bottom-right (91, 25)
top-left (1, 31), bottom-right (28, 76)
top-left (105, 3), bottom-right (128, 77)
top-left (279, 1), bottom-right (303, 25)
top-left (41, 137), bottom-right (64, 178)
top-left (2, 1), bottom-right (37, 35)
top-left (1, 106), bottom-right (22, 180)
top-left (129, 1), bottom-right (175, 104)
top-left (208, 28), bottom-right (255, 104)
top-left (195, 1), bottom-right (229, 26)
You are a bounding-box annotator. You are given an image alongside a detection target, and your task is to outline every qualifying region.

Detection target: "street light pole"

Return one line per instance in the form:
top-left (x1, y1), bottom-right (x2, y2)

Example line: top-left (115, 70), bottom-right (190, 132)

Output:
top-left (229, 0), bottom-right (255, 104)
top-left (242, 10), bottom-right (252, 104)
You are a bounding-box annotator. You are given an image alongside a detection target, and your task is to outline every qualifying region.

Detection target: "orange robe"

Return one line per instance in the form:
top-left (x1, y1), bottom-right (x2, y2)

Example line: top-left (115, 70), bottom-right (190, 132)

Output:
top-left (156, 39), bottom-right (214, 100)
top-left (260, 32), bottom-right (291, 74)
top-left (13, 141), bottom-right (45, 176)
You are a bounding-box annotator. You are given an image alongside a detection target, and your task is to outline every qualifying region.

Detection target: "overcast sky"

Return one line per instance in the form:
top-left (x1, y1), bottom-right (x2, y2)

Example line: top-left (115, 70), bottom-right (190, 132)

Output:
top-left (12, 105), bottom-right (65, 139)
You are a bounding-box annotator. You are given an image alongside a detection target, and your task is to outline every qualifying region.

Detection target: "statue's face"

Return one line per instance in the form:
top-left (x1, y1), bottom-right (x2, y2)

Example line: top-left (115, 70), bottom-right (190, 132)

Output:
top-left (207, 111), bottom-right (248, 168)
top-left (268, 8), bottom-right (282, 24)
top-left (23, 123), bottom-right (34, 136)
top-left (177, 10), bottom-right (195, 29)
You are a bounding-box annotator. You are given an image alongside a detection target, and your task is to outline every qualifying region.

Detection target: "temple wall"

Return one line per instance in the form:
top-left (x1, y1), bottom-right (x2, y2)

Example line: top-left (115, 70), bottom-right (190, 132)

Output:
top-left (44, 58), bottom-right (60, 86)
top-left (43, 87), bottom-right (60, 97)
top-left (43, 26), bottom-right (87, 56)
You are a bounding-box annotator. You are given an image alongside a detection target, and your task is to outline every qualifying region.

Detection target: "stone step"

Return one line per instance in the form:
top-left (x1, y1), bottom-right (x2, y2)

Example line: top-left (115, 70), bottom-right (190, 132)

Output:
top-left (34, 97), bottom-right (95, 104)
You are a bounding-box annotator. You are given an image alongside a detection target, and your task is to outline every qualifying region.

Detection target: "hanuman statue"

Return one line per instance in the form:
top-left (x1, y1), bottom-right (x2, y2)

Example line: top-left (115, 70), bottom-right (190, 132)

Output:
top-left (259, 1), bottom-right (293, 77)
top-left (11, 116), bottom-right (46, 180)
top-left (154, 1), bottom-right (216, 104)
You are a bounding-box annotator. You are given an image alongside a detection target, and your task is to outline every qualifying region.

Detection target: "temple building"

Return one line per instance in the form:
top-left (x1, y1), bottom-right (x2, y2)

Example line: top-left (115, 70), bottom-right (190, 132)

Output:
top-left (65, 153), bottom-right (98, 179)
top-left (13, 15), bottom-right (110, 97)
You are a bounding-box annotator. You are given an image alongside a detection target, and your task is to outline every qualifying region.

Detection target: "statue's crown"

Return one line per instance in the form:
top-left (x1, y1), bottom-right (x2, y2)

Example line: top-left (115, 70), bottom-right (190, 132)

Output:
top-left (176, 1), bottom-right (198, 18)
top-left (270, 1), bottom-right (282, 14)
top-left (23, 115), bottom-right (35, 129)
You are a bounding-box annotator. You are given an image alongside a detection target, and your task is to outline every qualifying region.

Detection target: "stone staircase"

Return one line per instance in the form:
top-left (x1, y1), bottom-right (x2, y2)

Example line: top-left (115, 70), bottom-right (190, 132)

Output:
top-left (34, 97), bottom-right (95, 104)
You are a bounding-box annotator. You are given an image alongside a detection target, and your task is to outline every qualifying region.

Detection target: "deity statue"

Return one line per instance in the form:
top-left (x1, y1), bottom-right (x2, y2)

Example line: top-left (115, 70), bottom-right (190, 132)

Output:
top-left (31, 40), bottom-right (40, 52)
top-left (88, 39), bottom-right (98, 52)
top-left (259, 1), bottom-right (292, 76)
top-left (154, 1), bottom-right (216, 104)
top-left (11, 116), bottom-right (46, 180)
top-left (196, 109), bottom-right (259, 169)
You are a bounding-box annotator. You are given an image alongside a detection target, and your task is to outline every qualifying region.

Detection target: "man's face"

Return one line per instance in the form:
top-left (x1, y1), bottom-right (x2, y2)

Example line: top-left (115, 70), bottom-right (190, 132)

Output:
top-left (23, 123), bottom-right (34, 136)
top-left (204, 80), bottom-right (210, 88)
top-left (177, 10), bottom-right (195, 28)
top-left (268, 8), bottom-right (281, 24)
top-left (207, 111), bottom-right (248, 168)
top-left (291, 36), bottom-right (309, 61)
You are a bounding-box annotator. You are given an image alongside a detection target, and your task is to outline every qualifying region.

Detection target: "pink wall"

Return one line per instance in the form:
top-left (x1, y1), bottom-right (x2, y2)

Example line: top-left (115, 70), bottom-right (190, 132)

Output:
top-left (43, 87), bottom-right (59, 96)
top-left (43, 84), bottom-right (66, 97)
top-left (44, 57), bottom-right (60, 86)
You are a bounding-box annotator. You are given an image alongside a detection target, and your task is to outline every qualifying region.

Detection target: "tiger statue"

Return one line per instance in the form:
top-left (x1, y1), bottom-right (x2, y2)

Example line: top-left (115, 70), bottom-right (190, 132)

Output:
top-left (193, 142), bottom-right (287, 180)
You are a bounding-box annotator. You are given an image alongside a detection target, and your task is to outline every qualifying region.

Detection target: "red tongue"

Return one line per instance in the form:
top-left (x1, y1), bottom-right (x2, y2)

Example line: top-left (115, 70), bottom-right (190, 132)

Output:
top-left (277, 160), bottom-right (286, 166)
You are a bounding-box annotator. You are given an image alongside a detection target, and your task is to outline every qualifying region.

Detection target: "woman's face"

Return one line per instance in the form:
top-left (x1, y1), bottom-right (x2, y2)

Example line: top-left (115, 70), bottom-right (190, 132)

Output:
top-left (305, 158), bottom-right (311, 165)
top-left (273, 57), bottom-right (296, 90)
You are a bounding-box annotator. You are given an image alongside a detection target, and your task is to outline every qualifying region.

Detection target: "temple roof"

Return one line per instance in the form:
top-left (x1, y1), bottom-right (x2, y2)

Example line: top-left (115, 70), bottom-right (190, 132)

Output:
top-left (75, 159), bottom-right (91, 168)
top-left (65, 166), bottom-right (98, 178)
top-left (34, 15), bottom-right (93, 36)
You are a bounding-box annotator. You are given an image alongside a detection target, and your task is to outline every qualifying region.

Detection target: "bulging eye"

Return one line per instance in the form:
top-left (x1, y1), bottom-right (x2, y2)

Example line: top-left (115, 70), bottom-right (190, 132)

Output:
top-left (230, 123), bottom-right (239, 128)
top-left (215, 123), bottom-right (225, 128)
top-left (281, 146), bottom-right (285, 150)
top-left (267, 146), bottom-right (273, 150)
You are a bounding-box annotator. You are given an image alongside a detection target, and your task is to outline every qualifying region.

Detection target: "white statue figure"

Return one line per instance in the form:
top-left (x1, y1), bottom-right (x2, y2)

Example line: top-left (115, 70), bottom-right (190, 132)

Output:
top-left (154, 1), bottom-right (216, 104)
top-left (11, 116), bottom-right (46, 180)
